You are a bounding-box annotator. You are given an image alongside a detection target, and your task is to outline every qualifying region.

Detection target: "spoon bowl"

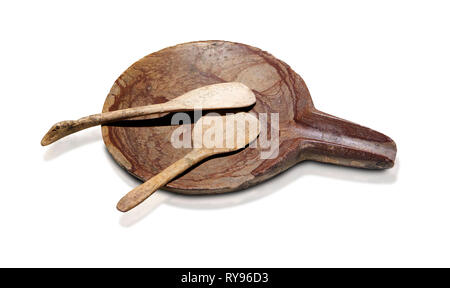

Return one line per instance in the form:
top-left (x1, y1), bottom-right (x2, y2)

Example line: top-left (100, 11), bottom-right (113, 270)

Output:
top-left (116, 112), bottom-right (260, 212)
top-left (41, 82), bottom-right (255, 146)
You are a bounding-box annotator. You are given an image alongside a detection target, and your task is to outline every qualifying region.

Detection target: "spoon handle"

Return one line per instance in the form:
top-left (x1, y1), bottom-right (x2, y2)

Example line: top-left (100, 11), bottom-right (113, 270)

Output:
top-left (40, 103), bottom-right (175, 146)
top-left (116, 149), bottom-right (212, 212)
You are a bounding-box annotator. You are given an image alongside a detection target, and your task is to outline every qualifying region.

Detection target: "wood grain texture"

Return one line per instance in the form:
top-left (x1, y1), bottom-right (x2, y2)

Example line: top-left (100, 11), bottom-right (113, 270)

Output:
top-left (102, 40), bottom-right (397, 195)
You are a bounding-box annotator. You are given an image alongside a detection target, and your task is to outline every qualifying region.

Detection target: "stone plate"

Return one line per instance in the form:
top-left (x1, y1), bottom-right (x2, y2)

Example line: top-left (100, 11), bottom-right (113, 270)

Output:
top-left (102, 41), bottom-right (396, 194)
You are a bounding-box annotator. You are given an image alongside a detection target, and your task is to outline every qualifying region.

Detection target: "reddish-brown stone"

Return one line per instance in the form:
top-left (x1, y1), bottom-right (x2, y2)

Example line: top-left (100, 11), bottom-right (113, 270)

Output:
top-left (102, 41), bottom-right (397, 194)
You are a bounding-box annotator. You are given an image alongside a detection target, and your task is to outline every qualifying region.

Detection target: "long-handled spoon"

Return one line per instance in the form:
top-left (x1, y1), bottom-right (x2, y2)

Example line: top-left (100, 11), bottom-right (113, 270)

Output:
top-left (41, 82), bottom-right (255, 146)
top-left (116, 112), bottom-right (260, 212)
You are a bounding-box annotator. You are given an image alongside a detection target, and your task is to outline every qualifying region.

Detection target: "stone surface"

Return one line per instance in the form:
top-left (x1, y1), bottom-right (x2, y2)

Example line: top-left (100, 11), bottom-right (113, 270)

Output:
top-left (42, 82), bottom-right (254, 146)
top-left (102, 40), bottom-right (397, 194)
top-left (116, 113), bottom-right (259, 211)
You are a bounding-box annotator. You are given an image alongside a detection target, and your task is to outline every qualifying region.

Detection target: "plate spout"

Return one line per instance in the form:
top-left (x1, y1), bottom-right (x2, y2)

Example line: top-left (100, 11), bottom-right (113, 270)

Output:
top-left (298, 109), bottom-right (397, 169)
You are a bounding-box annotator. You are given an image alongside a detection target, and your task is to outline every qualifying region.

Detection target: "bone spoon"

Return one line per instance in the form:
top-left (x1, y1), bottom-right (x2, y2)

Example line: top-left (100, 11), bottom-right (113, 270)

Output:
top-left (41, 82), bottom-right (255, 146)
top-left (116, 112), bottom-right (260, 212)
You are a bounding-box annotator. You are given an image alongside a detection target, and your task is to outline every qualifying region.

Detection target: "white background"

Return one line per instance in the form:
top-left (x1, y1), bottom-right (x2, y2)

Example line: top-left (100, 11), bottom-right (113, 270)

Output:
top-left (1, 0), bottom-right (449, 268)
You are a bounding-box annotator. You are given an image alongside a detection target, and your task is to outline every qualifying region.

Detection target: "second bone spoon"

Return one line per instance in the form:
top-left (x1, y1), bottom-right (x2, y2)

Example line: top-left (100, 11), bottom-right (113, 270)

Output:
top-left (41, 82), bottom-right (255, 146)
top-left (116, 112), bottom-right (260, 212)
